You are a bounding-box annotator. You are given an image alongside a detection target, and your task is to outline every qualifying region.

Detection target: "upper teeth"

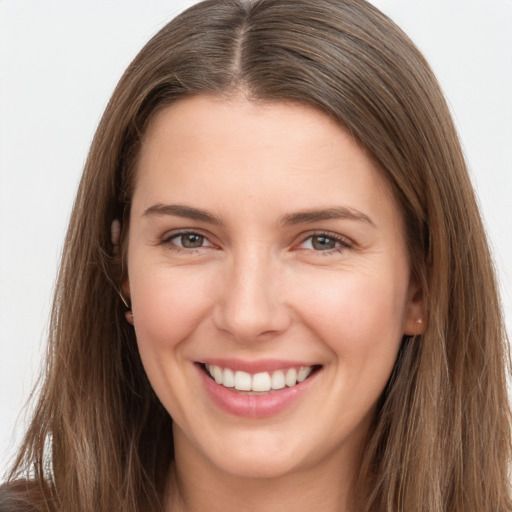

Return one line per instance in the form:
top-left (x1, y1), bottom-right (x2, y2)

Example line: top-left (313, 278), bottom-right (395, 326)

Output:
top-left (205, 364), bottom-right (313, 392)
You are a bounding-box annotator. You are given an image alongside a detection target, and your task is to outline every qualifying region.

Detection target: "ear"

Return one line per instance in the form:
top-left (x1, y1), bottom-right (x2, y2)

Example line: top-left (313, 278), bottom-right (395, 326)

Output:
top-left (121, 278), bottom-right (131, 303)
top-left (121, 278), bottom-right (134, 325)
top-left (111, 219), bottom-right (134, 325)
top-left (402, 277), bottom-right (426, 336)
top-left (111, 219), bottom-right (121, 255)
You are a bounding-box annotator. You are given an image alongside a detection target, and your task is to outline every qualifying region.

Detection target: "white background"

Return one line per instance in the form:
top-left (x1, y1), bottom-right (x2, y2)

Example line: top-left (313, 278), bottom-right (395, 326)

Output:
top-left (1, 0), bottom-right (511, 473)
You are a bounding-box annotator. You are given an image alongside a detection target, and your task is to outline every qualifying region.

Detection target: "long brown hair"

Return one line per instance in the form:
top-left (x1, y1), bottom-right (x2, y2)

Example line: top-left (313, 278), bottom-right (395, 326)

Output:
top-left (3, 1), bottom-right (511, 511)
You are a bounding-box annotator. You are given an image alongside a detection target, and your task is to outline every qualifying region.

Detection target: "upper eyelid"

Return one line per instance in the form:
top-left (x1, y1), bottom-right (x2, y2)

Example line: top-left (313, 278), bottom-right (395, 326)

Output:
top-left (298, 230), bottom-right (354, 246)
top-left (161, 228), bottom-right (213, 242)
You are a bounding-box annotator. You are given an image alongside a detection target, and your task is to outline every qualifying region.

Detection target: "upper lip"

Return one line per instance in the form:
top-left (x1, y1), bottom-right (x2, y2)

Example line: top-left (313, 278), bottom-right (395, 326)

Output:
top-left (198, 358), bottom-right (320, 374)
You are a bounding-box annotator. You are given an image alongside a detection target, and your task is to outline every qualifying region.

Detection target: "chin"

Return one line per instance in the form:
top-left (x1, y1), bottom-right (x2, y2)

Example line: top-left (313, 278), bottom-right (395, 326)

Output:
top-left (201, 430), bottom-right (314, 480)
top-left (214, 453), bottom-right (302, 480)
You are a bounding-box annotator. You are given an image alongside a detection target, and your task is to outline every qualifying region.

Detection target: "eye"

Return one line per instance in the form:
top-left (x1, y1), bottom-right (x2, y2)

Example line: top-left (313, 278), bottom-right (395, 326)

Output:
top-left (298, 233), bottom-right (352, 252)
top-left (161, 230), bottom-right (214, 251)
top-left (173, 232), bottom-right (206, 249)
top-left (308, 235), bottom-right (338, 251)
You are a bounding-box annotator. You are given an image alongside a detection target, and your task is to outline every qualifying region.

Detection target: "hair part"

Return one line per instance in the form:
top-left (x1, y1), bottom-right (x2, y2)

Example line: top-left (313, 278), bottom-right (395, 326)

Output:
top-left (4, 1), bottom-right (511, 511)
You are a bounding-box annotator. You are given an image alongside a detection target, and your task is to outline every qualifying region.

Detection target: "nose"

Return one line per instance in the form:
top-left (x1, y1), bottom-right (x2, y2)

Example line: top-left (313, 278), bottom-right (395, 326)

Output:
top-left (213, 249), bottom-right (292, 342)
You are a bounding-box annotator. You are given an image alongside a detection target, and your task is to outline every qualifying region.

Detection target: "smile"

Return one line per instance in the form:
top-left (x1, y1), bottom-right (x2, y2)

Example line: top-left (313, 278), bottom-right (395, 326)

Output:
top-left (204, 364), bottom-right (314, 392)
top-left (198, 362), bottom-right (321, 417)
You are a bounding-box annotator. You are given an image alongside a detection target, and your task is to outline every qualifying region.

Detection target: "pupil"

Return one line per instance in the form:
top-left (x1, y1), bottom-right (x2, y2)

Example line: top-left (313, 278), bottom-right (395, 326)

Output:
top-left (312, 235), bottom-right (335, 250)
top-left (182, 234), bottom-right (203, 248)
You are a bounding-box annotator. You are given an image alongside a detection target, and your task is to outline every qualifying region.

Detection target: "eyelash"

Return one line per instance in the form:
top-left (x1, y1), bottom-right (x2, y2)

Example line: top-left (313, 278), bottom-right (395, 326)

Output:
top-left (159, 230), bottom-right (354, 255)
top-left (297, 231), bottom-right (353, 254)
top-left (160, 230), bottom-right (214, 253)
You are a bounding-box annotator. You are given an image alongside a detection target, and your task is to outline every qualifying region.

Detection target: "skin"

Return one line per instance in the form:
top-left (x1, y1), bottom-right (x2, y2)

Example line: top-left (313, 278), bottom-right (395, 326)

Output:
top-left (123, 95), bottom-right (424, 512)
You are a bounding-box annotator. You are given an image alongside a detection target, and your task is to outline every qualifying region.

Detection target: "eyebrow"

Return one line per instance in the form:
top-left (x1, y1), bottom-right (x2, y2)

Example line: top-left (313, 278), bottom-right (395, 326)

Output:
top-left (280, 207), bottom-right (376, 227)
top-left (143, 203), bottom-right (223, 224)
top-left (142, 203), bottom-right (375, 228)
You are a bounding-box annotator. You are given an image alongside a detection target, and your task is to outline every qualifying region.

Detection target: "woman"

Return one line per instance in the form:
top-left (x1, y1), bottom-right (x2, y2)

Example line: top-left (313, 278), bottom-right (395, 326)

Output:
top-left (1, 0), bottom-right (510, 511)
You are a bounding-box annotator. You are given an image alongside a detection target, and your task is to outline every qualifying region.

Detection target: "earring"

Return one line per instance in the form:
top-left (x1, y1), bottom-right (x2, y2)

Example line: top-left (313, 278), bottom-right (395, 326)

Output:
top-left (118, 290), bottom-right (130, 309)
top-left (117, 289), bottom-right (134, 323)
top-left (111, 219), bottom-right (133, 324)
top-left (125, 310), bottom-right (134, 324)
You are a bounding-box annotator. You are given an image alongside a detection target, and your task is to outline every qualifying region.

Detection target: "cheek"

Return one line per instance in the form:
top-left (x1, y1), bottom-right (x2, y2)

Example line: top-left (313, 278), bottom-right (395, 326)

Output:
top-left (130, 265), bottom-right (216, 352)
top-left (296, 266), bottom-right (407, 367)
top-left (128, 266), bottom-right (219, 418)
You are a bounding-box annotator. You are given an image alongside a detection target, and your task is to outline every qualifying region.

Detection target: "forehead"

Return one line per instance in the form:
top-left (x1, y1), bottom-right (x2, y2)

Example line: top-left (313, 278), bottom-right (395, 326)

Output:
top-left (133, 95), bottom-right (402, 231)
top-left (139, 95), bottom-right (368, 166)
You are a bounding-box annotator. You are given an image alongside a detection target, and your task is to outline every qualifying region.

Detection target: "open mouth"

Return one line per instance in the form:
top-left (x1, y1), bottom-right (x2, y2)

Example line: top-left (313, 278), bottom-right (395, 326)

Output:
top-left (199, 363), bottom-right (322, 393)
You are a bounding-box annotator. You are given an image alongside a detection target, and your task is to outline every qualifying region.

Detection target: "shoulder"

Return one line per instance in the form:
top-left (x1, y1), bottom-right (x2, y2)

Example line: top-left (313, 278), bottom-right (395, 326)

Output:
top-left (0, 481), bottom-right (54, 512)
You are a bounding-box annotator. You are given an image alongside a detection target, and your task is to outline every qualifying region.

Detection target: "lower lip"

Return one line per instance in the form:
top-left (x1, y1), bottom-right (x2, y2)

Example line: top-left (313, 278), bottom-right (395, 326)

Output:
top-left (197, 365), bottom-right (318, 418)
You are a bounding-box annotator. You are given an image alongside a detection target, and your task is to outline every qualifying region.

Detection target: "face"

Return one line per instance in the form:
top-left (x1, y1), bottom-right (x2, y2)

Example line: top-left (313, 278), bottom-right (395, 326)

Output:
top-left (125, 95), bottom-right (423, 480)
